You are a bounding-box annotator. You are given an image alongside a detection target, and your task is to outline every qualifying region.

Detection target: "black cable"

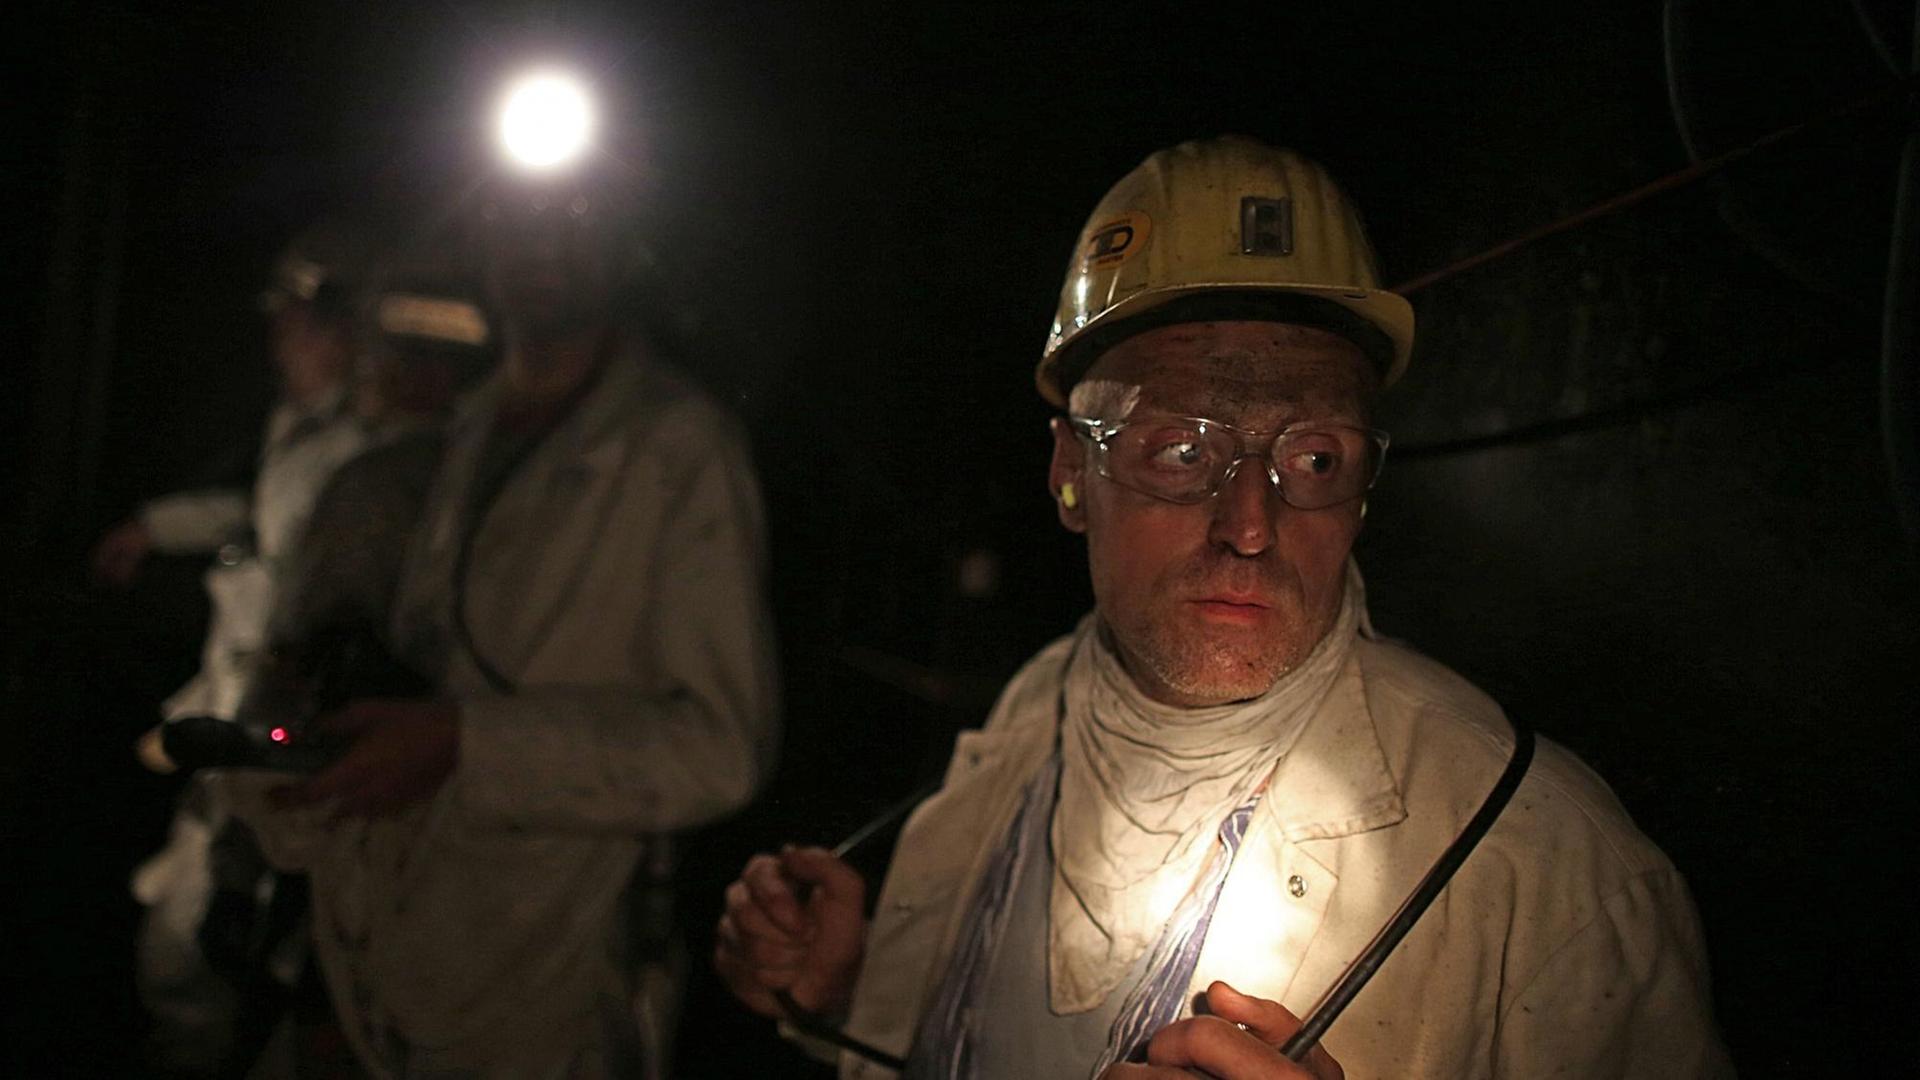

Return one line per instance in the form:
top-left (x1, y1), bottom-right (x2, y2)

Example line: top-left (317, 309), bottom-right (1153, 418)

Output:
top-left (1850, 0), bottom-right (1907, 77)
top-left (770, 706), bottom-right (1535, 1071)
top-left (762, 777), bottom-right (940, 1072)
top-left (1878, 2), bottom-right (1920, 547)
top-left (1280, 723), bottom-right (1536, 1063)
top-left (1662, 0), bottom-right (1708, 165)
top-left (1660, 0), bottom-right (1920, 546)
top-left (774, 990), bottom-right (907, 1073)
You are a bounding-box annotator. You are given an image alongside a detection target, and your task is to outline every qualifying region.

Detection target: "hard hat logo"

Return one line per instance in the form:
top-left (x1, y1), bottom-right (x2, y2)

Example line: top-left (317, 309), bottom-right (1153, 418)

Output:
top-left (1036, 136), bottom-right (1416, 408)
top-left (1082, 211), bottom-right (1153, 270)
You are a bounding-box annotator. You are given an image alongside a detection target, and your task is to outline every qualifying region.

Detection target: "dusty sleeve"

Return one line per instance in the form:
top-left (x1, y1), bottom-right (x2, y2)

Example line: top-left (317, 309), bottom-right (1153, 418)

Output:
top-left (452, 422), bottom-right (781, 833)
top-left (141, 489), bottom-right (250, 552)
top-left (1494, 868), bottom-right (1735, 1080)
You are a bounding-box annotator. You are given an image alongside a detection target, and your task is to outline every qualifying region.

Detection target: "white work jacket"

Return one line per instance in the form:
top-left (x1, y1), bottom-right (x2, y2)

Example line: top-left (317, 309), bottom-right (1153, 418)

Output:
top-left (244, 353), bottom-right (780, 1076)
top-left (834, 631), bottom-right (1733, 1079)
top-left (158, 391), bottom-right (370, 720)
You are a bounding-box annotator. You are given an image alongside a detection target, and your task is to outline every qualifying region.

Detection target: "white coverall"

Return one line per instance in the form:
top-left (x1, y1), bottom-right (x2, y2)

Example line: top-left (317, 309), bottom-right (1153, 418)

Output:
top-left (131, 390), bottom-right (372, 1071)
top-left (827, 629), bottom-right (1734, 1079)
top-left (243, 351), bottom-right (780, 1078)
top-left (150, 389), bottom-right (373, 721)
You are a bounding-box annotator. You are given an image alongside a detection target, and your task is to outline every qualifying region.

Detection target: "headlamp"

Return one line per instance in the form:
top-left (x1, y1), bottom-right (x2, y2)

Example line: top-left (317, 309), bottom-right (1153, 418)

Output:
top-left (495, 70), bottom-right (596, 173)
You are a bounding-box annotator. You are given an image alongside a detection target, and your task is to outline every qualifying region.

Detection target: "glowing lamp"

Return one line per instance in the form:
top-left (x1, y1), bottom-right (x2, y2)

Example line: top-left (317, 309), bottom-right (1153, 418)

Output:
top-left (496, 71), bottom-right (596, 172)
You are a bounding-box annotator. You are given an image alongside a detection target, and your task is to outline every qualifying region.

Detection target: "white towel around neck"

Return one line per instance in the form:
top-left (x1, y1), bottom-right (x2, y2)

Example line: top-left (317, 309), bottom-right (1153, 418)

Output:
top-left (1047, 567), bottom-right (1366, 1013)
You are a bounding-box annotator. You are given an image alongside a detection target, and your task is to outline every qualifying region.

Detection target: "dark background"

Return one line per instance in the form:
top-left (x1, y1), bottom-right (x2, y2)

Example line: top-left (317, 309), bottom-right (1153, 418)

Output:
top-left (4, 1), bottom-right (1915, 1076)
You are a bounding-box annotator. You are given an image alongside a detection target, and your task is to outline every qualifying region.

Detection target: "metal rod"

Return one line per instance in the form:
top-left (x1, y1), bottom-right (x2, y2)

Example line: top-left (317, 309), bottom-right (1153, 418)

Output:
top-left (1281, 724), bottom-right (1536, 1062)
top-left (775, 989), bottom-right (908, 1072)
top-left (1392, 74), bottom-right (1916, 296)
top-left (776, 726), bottom-right (1537, 1070)
top-left (769, 778), bottom-right (943, 1070)
top-left (1876, 2), bottom-right (1920, 547)
top-left (833, 777), bottom-right (944, 860)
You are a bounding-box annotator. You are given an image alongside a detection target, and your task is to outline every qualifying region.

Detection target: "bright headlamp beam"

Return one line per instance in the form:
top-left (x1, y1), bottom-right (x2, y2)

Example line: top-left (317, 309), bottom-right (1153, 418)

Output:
top-left (496, 71), bottom-right (595, 172)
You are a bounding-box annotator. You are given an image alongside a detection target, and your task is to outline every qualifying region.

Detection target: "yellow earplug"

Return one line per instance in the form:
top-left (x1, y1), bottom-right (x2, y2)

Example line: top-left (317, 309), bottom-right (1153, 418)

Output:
top-left (1060, 482), bottom-right (1078, 509)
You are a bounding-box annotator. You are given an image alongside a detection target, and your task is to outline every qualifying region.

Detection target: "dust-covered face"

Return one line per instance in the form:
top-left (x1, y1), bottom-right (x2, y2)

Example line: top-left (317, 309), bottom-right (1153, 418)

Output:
top-left (1049, 321), bottom-right (1376, 707)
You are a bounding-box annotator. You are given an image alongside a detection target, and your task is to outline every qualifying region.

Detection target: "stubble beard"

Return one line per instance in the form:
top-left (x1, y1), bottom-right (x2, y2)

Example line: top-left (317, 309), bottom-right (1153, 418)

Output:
top-left (1118, 607), bottom-right (1314, 706)
top-left (1107, 556), bottom-right (1339, 707)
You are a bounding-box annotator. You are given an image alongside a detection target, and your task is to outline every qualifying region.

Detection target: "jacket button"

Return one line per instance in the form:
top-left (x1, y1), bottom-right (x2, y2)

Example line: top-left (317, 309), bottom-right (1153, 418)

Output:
top-left (1288, 874), bottom-right (1307, 898)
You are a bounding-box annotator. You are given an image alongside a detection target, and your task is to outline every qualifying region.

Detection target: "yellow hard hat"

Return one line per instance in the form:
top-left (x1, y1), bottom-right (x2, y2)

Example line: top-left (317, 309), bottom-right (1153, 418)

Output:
top-left (1037, 136), bottom-right (1415, 407)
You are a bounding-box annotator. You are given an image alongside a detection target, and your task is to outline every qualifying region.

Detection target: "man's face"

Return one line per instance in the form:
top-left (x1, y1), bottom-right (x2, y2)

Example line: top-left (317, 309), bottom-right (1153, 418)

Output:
top-left (1049, 321), bottom-right (1376, 708)
top-left (270, 302), bottom-right (351, 405)
top-left (478, 192), bottom-right (617, 342)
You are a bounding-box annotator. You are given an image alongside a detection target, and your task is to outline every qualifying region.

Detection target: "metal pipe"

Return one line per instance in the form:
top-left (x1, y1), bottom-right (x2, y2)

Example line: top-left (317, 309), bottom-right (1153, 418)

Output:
top-left (775, 990), bottom-right (907, 1073)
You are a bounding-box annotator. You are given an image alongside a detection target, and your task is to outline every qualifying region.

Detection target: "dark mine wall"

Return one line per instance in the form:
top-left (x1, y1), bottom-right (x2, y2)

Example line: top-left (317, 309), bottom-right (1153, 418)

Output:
top-left (1366, 202), bottom-right (1916, 1075)
top-left (1359, 6), bottom-right (1918, 1069)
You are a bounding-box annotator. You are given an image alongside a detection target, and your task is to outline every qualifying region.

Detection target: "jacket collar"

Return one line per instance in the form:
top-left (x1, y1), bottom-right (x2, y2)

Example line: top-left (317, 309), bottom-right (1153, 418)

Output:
top-left (1260, 649), bottom-right (1406, 843)
top-left (432, 337), bottom-right (649, 682)
top-left (450, 330), bottom-right (647, 454)
top-left (970, 627), bottom-right (1407, 848)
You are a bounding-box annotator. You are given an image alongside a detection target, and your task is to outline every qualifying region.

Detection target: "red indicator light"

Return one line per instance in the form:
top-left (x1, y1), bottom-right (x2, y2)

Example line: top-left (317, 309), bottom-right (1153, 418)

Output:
top-left (270, 727), bottom-right (289, 743)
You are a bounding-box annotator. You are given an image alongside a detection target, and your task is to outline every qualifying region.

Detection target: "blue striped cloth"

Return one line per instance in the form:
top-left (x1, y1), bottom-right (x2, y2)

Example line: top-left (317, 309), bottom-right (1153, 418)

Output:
top-left (902, 771), bottom-right (1050, 1079)
top-left (1091, 800), bottom-right (1258, 1074)
top-left (904, 756), bottom-right (1259, 1079)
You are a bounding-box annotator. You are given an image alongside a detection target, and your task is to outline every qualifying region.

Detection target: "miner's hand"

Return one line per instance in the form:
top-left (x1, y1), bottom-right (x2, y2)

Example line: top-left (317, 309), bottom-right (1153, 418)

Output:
top-left (715, 845), bottom-right (868, 1021)
top-left (1099, 981), bottom-right (1343, 1080)
top-left (274, 699), bottom-right (459, 817)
